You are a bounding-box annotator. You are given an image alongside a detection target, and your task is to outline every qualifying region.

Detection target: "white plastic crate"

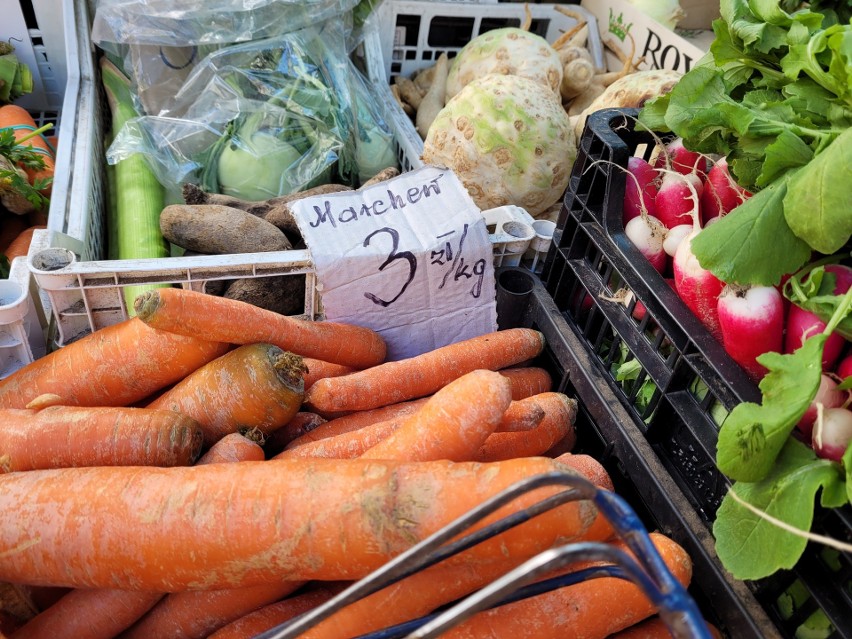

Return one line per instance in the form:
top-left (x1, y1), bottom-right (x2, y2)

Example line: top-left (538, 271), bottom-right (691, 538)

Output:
top-left (0, 255), bottom-right (47, 378)
top-left (361, 0), bottom-right (606, 162)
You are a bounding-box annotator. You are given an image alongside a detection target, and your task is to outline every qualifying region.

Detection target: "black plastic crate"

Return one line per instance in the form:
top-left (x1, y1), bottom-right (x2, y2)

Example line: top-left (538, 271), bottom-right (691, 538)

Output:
top-left (540, 109), bottom-right (852, 639)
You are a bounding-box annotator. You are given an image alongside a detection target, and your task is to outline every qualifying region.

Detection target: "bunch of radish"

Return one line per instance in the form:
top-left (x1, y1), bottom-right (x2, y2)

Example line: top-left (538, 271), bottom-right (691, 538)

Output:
top-left (620, 137), bottom-right (852, 462)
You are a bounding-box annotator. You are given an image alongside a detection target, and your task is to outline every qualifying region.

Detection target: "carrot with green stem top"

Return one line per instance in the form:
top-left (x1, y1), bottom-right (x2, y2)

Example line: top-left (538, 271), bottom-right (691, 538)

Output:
top-left (0, 317), bottom-right (228, 409)
top-left (305, 328), bottom-right (545, 413)
top-left (10, 432), bottom-right (264, 639)
top-left (147, 343), bottom-right (306, 447)
top-left (0, 402), bottom-right (203, 472)
top-left (0, 457), bottom-right (601, 591)
top-left (134, 288), bottom-right (387, 369)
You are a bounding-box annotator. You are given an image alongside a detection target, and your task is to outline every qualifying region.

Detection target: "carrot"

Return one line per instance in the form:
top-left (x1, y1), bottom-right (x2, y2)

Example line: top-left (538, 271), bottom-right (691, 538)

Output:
top-left (475, 393), bottom-right (577, 462)
top-left (499, 367), bottom-right (553, 399)
top-left (206, 588), bottom-right (339, 639)
top-left (438, 532), bottom-right (692, 639)
top-left (305, 328), bottom-right (545, 413)
top-left (555, 453), bottom-right (616, 542)
top-left (286, 398), bottom-right (429, 448)
top-left (147, 343), bottom-right (305, 447)
top-left (360, 370), bottom-right (511, 462)
top-left (280, 394), bottom-right (554, 461)
top-left (288, 368), bottom-right (554, 449)
top-left (11, 432), bottom-right (264, 639)
top-left (262, 412), bottom-right (327, 457)
top-left (2, 226), bottom-right (44, 261)
top-left (0, 317), bottom-right (228, 410)
top-left (0, 457), bottom-right (602, 591)
top-left (134, 288), bottom-right (387, 369)
top-left (0, 105), bottom-right (55, 196)
top-left (195, 433), bottom-right (265, 464)
top-left (302, 358), bottom-right (354, 390)
top-left (607, 616), bottom-right (723, 638)
top-left (0, 404), bottom-right (203, 472)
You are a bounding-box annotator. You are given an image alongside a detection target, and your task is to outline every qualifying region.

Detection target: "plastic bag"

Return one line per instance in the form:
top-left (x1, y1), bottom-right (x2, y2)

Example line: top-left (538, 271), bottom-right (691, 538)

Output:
top-left (91, 0), bottom-right (360, 51)
top-left (106, 19), bottom-right (397, 202)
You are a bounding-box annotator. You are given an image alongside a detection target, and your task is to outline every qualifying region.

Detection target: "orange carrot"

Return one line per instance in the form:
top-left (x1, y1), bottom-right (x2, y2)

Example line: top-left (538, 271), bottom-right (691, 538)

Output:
top-left (10, 432), bottom-right (264, 639)
top-left (288, 369), bottom-right (553, 449)
top-left (360, 370), bottom-right (511, 462)
top-left (302, 358), bottom-right (354, 390)
top-left (305, 328), bottom-right (545, 413)
top-left (206, 588), bottom-right (340, 639)
top-left (0, 317), bottom-right (228, 410)
top-left (134, 288), bottom-right (387, 369)
top-left (475, 393), bottom-right (577, 462)
top-left (0, 105), bottom-right (55, 196)
top-left (2, 226), bottom-right (45, 261)
top-left (274, 416), bottom-right (402, 460)
top-left (195, 433), bottom-right (265, 464)
top-left (438, 532), bottom-right (692, 639)
top-left (147, 343), bottom-right (305, 447)
top-left (499, 367), bottom-right (553, 399)
top-left (607, 616), bottom-right (723, 638)
top-left (556, 453), bottom-right (614, 493)
top-left (262, 412), bottom-right (327, 457)
top-left (0, 457), bottom-right (602, 591)
top-left (0, 405), bottom-right (203, 472)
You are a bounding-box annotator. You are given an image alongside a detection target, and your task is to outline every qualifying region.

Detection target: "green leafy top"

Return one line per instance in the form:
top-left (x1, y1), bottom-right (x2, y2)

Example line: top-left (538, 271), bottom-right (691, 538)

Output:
top-left (0, 124), bottom-right (53, 211)
top-left (638, 0), bottom-right (852, 286)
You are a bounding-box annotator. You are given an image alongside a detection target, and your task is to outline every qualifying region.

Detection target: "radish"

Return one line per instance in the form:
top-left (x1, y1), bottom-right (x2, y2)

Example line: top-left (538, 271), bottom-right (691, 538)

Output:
top-left (622, 156), bottom-right (659, 225)
top-left (662, 224), bottom-right (692, 258)
top-left (717, 284), bottom-right (785, 382)
top-left (796, 373), bottom-right (848, 439)
top-left (654, 137), bottom-right (706, 178)
top-left (784, 264), bottom-right (852, 370)
top-left (654, 171), bottom-right (704, 229)
top-left (701, 156), bottom-right (751, 222)
top-left (625, 214), bottom-right (668, 274)
top-left (837, 353), bottom-right (852, 379)
top-left (812, 406), bottom-right (852, 462)
top-left (670, 170), bottom-right (725, 339)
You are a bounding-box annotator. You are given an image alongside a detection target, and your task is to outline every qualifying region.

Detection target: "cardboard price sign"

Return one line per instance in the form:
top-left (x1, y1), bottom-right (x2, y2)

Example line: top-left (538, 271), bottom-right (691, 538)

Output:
top-left (290, 166), bottom-right (498, 361)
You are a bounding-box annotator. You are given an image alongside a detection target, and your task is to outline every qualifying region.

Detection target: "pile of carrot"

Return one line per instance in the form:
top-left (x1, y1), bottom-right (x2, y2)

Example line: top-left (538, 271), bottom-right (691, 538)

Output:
top-left (0, 288), bottom-right (715, 638)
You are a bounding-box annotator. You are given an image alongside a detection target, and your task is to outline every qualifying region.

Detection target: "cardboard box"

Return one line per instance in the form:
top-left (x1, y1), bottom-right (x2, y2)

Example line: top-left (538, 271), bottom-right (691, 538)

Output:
top-left (581, 0), bottom-right (711, 74)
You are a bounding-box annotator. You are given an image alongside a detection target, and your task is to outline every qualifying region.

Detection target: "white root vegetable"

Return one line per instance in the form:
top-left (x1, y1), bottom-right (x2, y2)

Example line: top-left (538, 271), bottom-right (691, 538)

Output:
top-left (572, 69), bottom-right (682, 139)
top-left (567, 82), bottom-right (606, 116)
top-left (557, 45), bottom-right (594, 67)
top-left (413, 64), bottom-right (436, 95)
top-left (560, 57), bottom-right (595, 102)
top-left (395, 76), bottom-right (423, 109)
top-left (422, 73), bottom-right (576, 216)
top-left (416, 52), bottom-right (449, 140)
top-left (445, 28), bottom-right (563, 99)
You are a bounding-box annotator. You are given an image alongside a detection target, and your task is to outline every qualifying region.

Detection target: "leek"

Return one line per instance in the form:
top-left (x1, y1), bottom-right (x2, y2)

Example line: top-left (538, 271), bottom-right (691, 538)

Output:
top-left (100, 58), bottom-right (169, 314)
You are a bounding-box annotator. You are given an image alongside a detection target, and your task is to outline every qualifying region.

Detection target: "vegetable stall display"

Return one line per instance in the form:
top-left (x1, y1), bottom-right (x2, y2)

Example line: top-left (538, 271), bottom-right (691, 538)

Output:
top-left (0, 288), bottom-right (713, 638)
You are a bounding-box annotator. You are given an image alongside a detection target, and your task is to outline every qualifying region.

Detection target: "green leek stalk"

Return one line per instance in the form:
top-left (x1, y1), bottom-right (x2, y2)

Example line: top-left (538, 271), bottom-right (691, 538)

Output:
top-left (100, 58), bottom-right (168, 314)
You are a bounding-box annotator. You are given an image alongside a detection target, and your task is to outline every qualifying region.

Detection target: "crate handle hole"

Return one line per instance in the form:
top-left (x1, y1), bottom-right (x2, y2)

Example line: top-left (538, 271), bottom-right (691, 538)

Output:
top-left (30, 248), bottom-right (76, 273)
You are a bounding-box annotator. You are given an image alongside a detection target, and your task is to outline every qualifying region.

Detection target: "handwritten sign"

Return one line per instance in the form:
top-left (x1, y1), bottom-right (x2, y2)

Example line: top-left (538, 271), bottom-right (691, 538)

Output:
top-left (290, 166), bottom-right (498, 360)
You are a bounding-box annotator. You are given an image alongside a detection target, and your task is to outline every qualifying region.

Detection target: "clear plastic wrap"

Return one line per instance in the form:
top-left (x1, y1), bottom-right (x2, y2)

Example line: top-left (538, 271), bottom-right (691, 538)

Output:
top-left (106, 19), bottom-right (397, 202)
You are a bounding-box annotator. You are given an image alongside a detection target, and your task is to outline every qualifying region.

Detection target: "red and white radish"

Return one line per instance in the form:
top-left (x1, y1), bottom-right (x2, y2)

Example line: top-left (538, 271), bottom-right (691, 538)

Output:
top-left (669, 170), bottom-right (725, 339)
top-left (625, 213), bottom-right (668, 274)
top-left (701, 156), bottom-right (751, 222)
top-left (836, 353), bottom-right (852, 380)
top-left (622, 156), bottom-right (659, 225)
top-left (812, 406), bottom-right (852, 462)
top-left (796, 374), bottom-right (848, 439)
top-left (654, 137), bottom-right (706, 178)
top-left (663, 224), bottom-right (692, 258)
top-left (784, 264), bottom-right (852, 370)
top-left (655, 171), bottom-right (704, 229)
top-left (717, 284), bottom-right (785, 382)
